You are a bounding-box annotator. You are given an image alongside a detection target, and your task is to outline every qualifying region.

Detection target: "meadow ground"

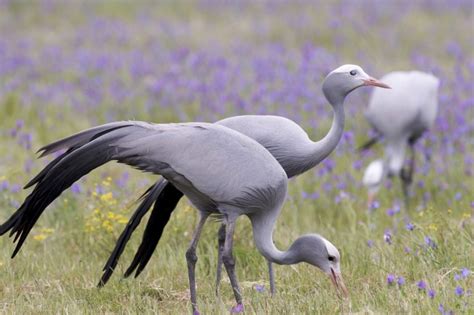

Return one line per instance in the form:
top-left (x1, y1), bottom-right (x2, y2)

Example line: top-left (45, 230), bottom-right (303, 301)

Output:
top-left (0, 1), bottom-right (473, 314)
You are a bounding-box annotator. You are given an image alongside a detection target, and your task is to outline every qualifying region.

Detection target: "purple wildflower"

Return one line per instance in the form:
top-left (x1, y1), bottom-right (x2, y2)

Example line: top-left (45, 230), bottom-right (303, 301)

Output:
top-left (424, 236), bottom-right (437, 249)
top-left (387, 274), bottom-right (395, 285)
top-left (454, 273), bottom-right (461, 281)
top-left (370, 200), bottom-right (380, 210)
top-left (71, 183), bottom-right (82, 194)
top-left (405, 222), bottom-right (415, 231)
top-left (461, 268), bottom-right (470, 278)
top-left (95, 185), bottom-right (105, 195)
top-left (397, 276), bottom-right (405, 286)
top-left (404, 246), bottom-right (412, 254)
top-left (352, 159), bottom-right (363, 170)
top-left (254, 284), bottom-right (265, 293)
top-left (417, 280), bottom-right (427, 291)
top-left (367, 240), bottom-right (374, 248)
top-left (455, 192), bottom-right (462, 200)
top-left (455, 286), bottom-right (464, 296)
top-left (386, 208), bottom-right (395, 217)
top-left (1, 180), bottom-right (9, 191)
top-left (16, 119), bottom-right (24, 129)
top-left (24, 159), bottom-right (34, 173)
top-left (393, 204), bottom-right (401, 214)
top-left (231, 303), bottom-right (244, 313)
top-left (10, 184), bottom-right (21, 193)
top-left (428, 289), bottom-right (436, 299)
top-left (438, 304), bottom-right (444, 313)
top-left (438, 304), bottom-right (453, 315)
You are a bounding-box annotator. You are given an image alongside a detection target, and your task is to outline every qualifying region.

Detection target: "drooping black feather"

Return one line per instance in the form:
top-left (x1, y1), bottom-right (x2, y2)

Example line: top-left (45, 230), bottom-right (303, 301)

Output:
top-left (123, 182), bottom-right (183, 278)
top-left (98, 179), bottom-right (168, 287)
top-left (0, 124), bottom-right (130, 258)
top-left (24, 147), bottom-right (77, 189)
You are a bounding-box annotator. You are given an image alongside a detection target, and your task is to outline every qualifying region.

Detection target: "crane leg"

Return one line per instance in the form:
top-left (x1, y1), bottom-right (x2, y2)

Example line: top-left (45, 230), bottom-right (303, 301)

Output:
top-left (400, 145), bottom-right (416, 210)
top-left (268, 260), bottom-right (276, 296)
top-left (185, 213), bottom-right (209, 315)
top-left (215, 223), bottom-right (226, 296)
top-left (222, 218), bottom-right (243, 312)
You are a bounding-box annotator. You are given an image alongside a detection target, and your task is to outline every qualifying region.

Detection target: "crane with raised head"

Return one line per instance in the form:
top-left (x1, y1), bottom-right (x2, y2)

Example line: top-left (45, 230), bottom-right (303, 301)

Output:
top-left (361, 71), bottom-right (439, 208)
top-left (95, 65), bottom-right (390, 293)
top-left (0, 121), bottom-right (348, 314)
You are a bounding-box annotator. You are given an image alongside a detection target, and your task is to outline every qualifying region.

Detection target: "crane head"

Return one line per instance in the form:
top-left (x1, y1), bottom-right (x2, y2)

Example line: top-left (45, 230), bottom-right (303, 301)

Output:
top-left (294, 234), bottom-right (349, 298)
top-left (322, 64), bottom-right (390, 106)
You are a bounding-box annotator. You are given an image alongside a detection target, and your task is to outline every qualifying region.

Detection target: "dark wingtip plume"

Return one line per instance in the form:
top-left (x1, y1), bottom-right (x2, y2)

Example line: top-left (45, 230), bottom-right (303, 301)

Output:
top-left (98, 180), bottom-right (168, 286)
top-left (98, 267), bottom-right (114, 288)
top-left (123, 184), bottom-right (183, 279)
top-left (357, 137), bottom-right (379, 152)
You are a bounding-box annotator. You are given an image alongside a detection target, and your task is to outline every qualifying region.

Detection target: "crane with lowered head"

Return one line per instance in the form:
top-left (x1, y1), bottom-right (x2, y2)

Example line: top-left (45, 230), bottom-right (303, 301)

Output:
top-left (95, 64), bottom-right (390, 293)
top-left (0, 121), bottom-right (348, 314)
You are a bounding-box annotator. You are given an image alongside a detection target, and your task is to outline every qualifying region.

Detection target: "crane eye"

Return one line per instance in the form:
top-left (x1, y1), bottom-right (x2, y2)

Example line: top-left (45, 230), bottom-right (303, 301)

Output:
top-left (350, 70), bottom-right (357, 76)
top-left (328, 255), bottom-right (336, 262)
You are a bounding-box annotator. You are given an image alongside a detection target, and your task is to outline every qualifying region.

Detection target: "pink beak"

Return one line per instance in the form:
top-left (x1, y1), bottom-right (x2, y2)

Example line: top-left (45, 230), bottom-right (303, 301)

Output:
top-left (363, 77), bottom-right (391, 89)
top-left (329, 268), bottom-right (349, 298)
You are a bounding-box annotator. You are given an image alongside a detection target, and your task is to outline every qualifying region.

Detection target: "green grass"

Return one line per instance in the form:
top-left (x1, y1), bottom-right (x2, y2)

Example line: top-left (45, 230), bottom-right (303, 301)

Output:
top-left (0, 159), bottom-right (472, 314)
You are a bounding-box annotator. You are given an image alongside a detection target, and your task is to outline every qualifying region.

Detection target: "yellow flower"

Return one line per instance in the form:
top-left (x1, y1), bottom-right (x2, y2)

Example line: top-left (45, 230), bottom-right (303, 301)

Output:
top-left (101, 192), bottom-right (114, 202)
top-left (107, 211), bottom-right (116, 219)
top-left (428, 224), bottom-right (438, 231)
top-left (447, 208), bottom-right (452, 214)
top-left (117, 218), bottom-right (128, 224)
top-left (418, 211), bottom-right (424, 217)
top-left (0, 175), bottom-right (6, 181)
top-left (33, 234), bottom-right (47, 241)
top-left (463, 212), bottom-right (471, 219)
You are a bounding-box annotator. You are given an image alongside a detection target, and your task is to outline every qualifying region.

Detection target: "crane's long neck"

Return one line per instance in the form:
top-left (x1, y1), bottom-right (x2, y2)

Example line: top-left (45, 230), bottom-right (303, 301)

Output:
top-left (249, 211), bottom-right (300, 265)
top-left (299, 103), bottom-right (345, 172)
top-left (314, 103), bottom-right (345, 161)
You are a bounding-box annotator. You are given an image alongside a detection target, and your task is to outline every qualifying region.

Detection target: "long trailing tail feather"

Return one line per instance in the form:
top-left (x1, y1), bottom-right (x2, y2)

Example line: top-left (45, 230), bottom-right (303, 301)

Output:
top-left (98, 179), bottom-right (168, 287)
top-left (37, 122), bottom-right (130, 157)
top-left (124, 182), bottom-right (183, 278)
top-left (24, 147), bottom-right (76, 189)
top-left (0, 123), bottom-right (132, 257)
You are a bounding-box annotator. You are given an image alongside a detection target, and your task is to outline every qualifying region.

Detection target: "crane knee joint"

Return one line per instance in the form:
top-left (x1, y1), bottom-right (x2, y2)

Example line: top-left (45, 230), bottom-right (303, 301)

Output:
top-left (222, 253), bottom-right (235, 267)
top-left (185, 249), bottom-right (198, 264)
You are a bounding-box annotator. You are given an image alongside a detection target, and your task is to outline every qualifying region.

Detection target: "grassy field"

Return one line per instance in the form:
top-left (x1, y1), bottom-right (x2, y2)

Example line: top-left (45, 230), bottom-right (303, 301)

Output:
top-left (0, 1), bottom-right (473, 314)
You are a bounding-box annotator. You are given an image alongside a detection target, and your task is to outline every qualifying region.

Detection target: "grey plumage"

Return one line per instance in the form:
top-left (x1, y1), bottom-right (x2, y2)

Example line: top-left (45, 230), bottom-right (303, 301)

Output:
top-left (361, 71), bottom-right (439, 207)
top-left (96, 64), bottom-right (389, 292)
top-left (1, 120), bottom-right (347, 313)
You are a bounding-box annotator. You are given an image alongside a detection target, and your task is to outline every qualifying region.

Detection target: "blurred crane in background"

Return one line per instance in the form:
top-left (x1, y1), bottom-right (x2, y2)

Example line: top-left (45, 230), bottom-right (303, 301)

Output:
top-left (361, 71), bottom-right (439, 208)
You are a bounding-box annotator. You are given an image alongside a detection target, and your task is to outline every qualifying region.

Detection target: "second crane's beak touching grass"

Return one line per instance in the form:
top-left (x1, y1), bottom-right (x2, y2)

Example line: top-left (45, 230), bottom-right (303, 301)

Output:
top-left (363, 77), bottom-right (391, 89)
top-left (329, 268), bottom-right (349, 298)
